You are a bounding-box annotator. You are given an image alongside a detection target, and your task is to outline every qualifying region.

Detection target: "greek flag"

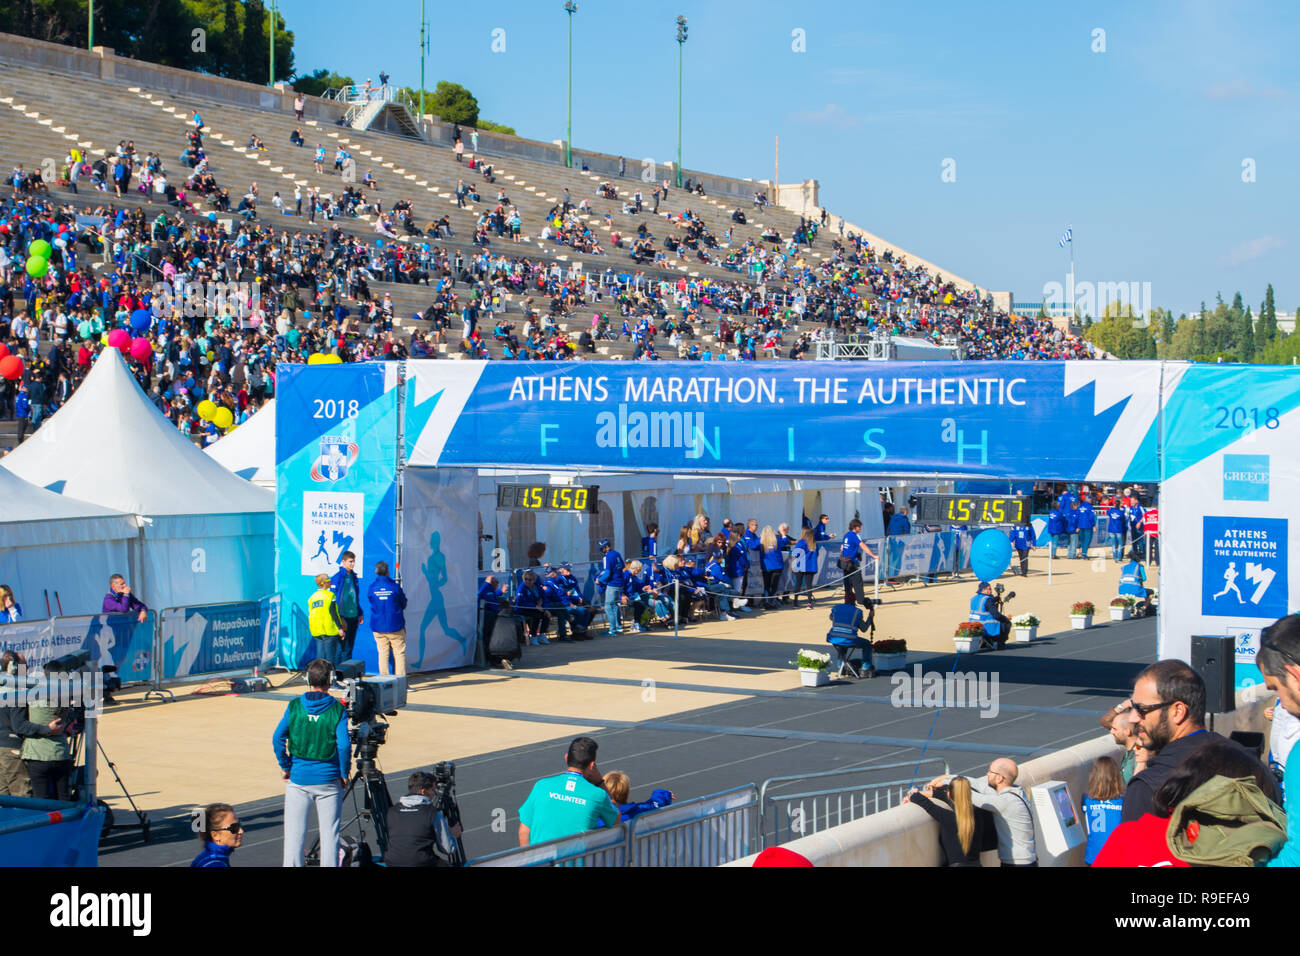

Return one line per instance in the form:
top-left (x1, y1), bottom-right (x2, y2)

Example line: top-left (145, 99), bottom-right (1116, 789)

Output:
top-left (1058, 227), bottom-right (1073, 248)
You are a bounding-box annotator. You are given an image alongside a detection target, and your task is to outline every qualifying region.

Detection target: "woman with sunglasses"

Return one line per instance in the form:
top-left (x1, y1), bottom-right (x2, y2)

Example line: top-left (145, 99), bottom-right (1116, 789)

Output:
top-left (192, 803), bottom-right (243, 867)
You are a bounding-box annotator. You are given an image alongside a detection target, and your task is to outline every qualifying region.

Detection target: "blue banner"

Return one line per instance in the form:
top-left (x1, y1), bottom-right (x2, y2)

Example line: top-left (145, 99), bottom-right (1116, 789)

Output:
top-left (275, 364), bottom-right (399, 670)
top-left (0, 614), bottom-right (155, 683)
top-left (159, 602), bottom-right (263, 680)
top-left (404, 361), bottom-right (1163, 480)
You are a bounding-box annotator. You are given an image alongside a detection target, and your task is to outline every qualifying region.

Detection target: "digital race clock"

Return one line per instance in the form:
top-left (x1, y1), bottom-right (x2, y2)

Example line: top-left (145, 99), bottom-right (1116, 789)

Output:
top-left (916, 493), bottom-right (1030, 525)
top-left (496, 484), bottom-right (600, 514)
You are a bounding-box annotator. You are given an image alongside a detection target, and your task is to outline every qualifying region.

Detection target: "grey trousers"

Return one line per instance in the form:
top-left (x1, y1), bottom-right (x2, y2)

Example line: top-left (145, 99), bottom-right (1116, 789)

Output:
top-left (0, 749), bottom-right (30, 796)
top-left (283, 781), bottom-right (343, 867)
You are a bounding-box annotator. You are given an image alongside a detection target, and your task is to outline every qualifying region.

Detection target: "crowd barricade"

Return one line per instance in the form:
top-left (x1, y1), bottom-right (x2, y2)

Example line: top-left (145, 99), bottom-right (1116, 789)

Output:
top-left (465, 787), bottom-right (758, 867)
top-left (0, 595), bottom-right (281, 693)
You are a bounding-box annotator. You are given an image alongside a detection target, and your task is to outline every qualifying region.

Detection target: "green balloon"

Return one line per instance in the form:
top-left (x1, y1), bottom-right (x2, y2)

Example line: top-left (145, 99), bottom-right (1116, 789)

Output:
top-left (29, 239), bottom-right (52, 259)
top-left (25, 255), bottom-right (48, 278)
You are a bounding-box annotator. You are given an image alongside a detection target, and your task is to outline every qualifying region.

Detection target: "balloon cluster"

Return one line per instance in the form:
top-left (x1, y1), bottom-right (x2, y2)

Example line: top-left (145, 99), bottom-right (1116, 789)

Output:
top-left (25, 238), bottom-right (52, 278)
top-left (0, 343), bottom-right (22, 381)
top-left (307, 353), bottom-right (343, 365)
top-left (197, 399), bottom-right (234, 430)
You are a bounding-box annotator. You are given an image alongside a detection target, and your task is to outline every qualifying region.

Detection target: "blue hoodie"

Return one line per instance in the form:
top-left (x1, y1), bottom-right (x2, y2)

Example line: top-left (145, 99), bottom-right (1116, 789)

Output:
top-left (596, 789), bottom-right (674, 827)
top-left (272, 691), bottom-right (350, 786)
top-left (367, 576), bottom-right (407, 632)
top-left (191, 841), bottom-right (235, 867)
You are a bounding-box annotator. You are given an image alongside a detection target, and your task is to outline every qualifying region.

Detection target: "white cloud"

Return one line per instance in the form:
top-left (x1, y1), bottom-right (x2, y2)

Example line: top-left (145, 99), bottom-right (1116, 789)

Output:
top-left (1219, 236), bottom-right (1284, 267)
top-left (790, 103), bottom-right (861, 129)
top-left (1206, 79), bottom-right (1287, 102)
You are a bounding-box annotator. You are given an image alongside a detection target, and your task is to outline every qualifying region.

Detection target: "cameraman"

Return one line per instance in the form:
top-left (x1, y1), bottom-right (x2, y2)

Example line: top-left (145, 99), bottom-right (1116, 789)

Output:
top-left (272, 658), bottom-right (349, 867)
top-left (970, 582), bottom-right (1011, 650)
top-left (384, 770), bottom-right (464, 867)
top-left (0, 652), bottom-right (66, 797)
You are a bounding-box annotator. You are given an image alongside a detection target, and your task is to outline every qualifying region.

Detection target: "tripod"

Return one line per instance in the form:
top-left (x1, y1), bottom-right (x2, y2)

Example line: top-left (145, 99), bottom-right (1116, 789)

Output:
top-left (305, 730), bottom-right (392, 865)
top-left (69, 730), bottom-right (151, 843)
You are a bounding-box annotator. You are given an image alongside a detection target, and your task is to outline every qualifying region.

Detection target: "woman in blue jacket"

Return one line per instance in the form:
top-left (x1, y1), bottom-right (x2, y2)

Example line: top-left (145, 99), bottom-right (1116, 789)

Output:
top-left (704, 550), bottom-right (737, 621)
top-left (758, 526), bottom-right (785, 610)
top-left (791, 528), bottom-right (818, 609)
top-left (622, 560), bottom-right (652, 633)
top-left (0, 585), bottom-right (21, 623)
top-left (192, 802), bottom-right (243, 867)
top-left (516, 570), bottom-right (548, 645)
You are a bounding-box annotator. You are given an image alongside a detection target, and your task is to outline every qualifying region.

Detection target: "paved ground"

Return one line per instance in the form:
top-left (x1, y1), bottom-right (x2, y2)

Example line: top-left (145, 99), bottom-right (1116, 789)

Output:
top-left (96, 554), bottom-right (1157, 865)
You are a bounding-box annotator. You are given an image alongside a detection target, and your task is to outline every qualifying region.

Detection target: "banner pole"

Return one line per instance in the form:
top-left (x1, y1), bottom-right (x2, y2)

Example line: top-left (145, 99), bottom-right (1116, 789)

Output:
top-left (673, 578), bottom-right (679, 639)
top-left (1048, 547), bottom-right (1054, 586)
top-left (873, 541), bottom-right (880, 605)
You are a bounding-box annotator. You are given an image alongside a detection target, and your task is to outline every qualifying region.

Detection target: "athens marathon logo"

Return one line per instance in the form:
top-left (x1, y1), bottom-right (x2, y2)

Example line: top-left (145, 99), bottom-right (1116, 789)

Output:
top-left (310, 436), bottom-right (360, 482)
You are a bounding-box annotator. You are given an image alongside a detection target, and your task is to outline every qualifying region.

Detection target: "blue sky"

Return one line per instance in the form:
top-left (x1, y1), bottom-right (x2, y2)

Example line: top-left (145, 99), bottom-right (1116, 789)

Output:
top-left (280, 0), bottom-right (1296, 317)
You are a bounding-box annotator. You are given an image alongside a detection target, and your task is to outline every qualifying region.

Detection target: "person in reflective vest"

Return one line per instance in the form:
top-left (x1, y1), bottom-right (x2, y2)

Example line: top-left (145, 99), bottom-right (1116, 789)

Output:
top-left (970, 583), bottom-right (1009, 650)
top-left (1118, 552), bottom-right (1150, 615)
top-left (308, 573), bottom-right (343, 664)
top-left (1047, 507), bottom-right (1067, 560)
top-left (826, 594), bottom-right (874, 678)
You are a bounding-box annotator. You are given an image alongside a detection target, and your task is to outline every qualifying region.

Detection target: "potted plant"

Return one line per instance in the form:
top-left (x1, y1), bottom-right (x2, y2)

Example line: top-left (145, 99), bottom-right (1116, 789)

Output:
top-left (1011, 613), bottom-right (1040, 642)
top-left (954, 621), bottom-right (985, 653)
top-left (792, 648), bottom-right (831, 686)
top-left (872, 638), bottom-right (908, 672)
top-left (1109, 596), bottom-right (1136, 621)
top-left (1070, 601), bottom-right (1095, 629)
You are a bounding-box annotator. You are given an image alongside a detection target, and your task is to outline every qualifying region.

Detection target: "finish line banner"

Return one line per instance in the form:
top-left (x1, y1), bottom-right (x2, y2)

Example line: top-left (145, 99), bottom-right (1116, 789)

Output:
top-left (403, 361), bottom-right (1162, 480)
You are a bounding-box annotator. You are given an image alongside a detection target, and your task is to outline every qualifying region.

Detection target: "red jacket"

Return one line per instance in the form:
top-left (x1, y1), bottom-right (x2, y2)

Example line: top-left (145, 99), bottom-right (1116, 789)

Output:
top-left (1090, 813), bottom-right (1188, 867)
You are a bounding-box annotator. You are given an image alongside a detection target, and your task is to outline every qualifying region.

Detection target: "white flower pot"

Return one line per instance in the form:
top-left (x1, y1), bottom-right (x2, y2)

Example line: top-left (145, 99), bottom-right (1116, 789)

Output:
top-left (1109, 606), bottom-right (1131, 621)
top-left (873, 652), bottom-right (907, 672)
top-left (1070, 614), bottom-right (1093, 630)
top-left (954, 636), bottom-right (980, 653)
top-left (800, 667), bottom-right (830, 687)
top-left (1013, 626), bottom-right (1038, 643)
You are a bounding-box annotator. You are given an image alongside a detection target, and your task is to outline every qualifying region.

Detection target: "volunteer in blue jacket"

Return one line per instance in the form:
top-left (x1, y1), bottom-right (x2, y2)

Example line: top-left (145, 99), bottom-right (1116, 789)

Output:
top-left (725, 535), bottom-right (751, 609)
top-left (703, 550), bottom-right (738, 621)
top-left (1124, 498), bottom-right (1146, 559)
top-left (1047, 505), bottom-right (1067, 560)
top-left (477, 576), bottom-right (512, 666)
top-left (596, 539), bottom-right (626, 636)
top-left (330, 551), bottom-right (364, 661)
top-left (542, 569), bottom-right (576, 642)
top-left (758, 526), bottom-right (786, 610)
top-left (516, 570), bottom-right (549, 645)
top-left (969, 582), bottom-right (1009, 650)
top-left (368, 562), bottom-right (408, 677)
top-left (826, 593), bottom-right (875, 678)
top-left (1076, 497), bottom-right (1096, 560)
top-left (1009, 522), bottom-right (1035, 577)
top-left (556, 565), bottom-right (593, 638)
top-left (622, 560), bottom-right (654, 632)
top-left (272, 658), bottom-right (350, 867)
top-left (814, 514), bottom-right (834, 542)
top-left (839, 518), bottom-right (878, 608)
top-left (192, 802), bottom-right (243, 867)
top-left (641, 523), bottom-right (659, 559)
top-left (741, 519), bottom-right (762, 594)
top-left (791, 528), bottom-right (819, 609)
top-left (1065, 501), bottom-right (1081, 559)
top-left (1105, 498), bottom-right (1127, 562)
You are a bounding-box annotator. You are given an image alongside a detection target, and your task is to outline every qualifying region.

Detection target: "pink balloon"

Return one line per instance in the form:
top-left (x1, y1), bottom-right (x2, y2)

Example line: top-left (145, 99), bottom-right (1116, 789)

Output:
top-left (107, 328), bottom-right (131, 350)
top-left (130, 337), bottom-right (152, 361)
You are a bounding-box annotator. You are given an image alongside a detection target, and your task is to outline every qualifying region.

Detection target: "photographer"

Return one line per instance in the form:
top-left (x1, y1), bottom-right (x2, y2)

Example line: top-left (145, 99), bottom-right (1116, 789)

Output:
top-left (0, 652), bottom-right (65, 797)
top-left (970, 582), bottom-right (1011, 650)
top-left (384, 770), bottom-right (464, 867)
top-left (272, 658), bottom-right (350, 867)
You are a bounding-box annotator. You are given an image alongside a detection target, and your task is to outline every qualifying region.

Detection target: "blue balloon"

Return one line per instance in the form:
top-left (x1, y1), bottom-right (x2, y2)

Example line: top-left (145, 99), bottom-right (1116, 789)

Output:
top-left (130, 308), bottom-right (152, 332)
top-left (969, 529), bottom-right (1012, 583)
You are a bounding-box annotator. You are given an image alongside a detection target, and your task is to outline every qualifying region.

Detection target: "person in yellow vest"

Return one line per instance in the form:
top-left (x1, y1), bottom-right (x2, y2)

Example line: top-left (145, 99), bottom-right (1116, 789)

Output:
top-left (308, 573), bottom-right (344, 665)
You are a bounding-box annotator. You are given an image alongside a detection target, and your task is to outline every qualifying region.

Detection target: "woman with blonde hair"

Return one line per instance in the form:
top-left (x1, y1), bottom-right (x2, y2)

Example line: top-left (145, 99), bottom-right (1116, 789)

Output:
top-left (905, 775), bottom-right (984, 866)
top-left (758, 526), bottom-right (784, 610)
top-left (689, 514), bottom-right (710, 548)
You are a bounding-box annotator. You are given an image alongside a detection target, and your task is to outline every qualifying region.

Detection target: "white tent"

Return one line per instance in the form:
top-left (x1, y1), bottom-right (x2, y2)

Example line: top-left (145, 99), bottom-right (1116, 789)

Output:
top-left (206, 399), bottom-right (276, 488)
top-left (0, 466), bottom-right (140, 616)
top-left (4, 349), bottom-right (275, 610)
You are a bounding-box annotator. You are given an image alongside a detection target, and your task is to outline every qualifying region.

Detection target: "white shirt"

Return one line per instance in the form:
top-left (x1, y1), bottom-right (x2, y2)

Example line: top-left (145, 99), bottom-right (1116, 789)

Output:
top-left (1272, 702), bottom-right (1300, 770)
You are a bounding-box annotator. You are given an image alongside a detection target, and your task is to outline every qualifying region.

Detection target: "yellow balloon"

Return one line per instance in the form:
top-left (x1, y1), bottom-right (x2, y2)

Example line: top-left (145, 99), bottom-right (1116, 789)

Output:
top-left (307, 353), bottom-right (325, 365)
top-left (323, 354), bottom-right (343, 365)
top-left (197, 399), bottom-right (217, 421)
top-left (213, 407), bottom-right (234, 429)
top-left (71, 148), bottom-right (81, 161)
top-left (100, 332), bottom-right (110, 345)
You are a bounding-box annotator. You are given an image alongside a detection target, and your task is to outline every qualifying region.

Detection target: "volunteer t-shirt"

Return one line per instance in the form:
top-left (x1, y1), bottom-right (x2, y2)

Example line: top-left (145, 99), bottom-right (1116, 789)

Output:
top-left (519, 771), bottom-right (620, 844)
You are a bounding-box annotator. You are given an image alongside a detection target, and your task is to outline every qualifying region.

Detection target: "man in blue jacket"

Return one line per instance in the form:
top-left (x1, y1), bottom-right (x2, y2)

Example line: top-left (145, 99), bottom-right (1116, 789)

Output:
top-left (542, 568), bottom-right (576, 642)
top-left (556, 565), bottom-right (593, 639)
top-left (330, 551), bottom-right (364, 661)
top-left (1065, 501), bottom-right (1081, 559)
top-left (826, 594), bottom-right (874, 678)
top-left (596, 539), bottom-right (626, 635)
top-left (725, 535), bottom-right (752, 611)
top-left (1105, 498), bottom-right (1127, 562)
top-left (1009, 522), bottom-right (1035, 577)
top-left (368, 561), bottom-right (408, 677)
top-left (272, 658), bottom-right (350, 867)
top-left (1076, 498), bottom-right (1096, 559)
top-left (1047, 506), bottom-right (1067, 560)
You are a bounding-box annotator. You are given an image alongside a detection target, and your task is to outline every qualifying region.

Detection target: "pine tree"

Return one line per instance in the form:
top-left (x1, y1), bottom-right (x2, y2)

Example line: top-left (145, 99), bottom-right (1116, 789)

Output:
top-left (240, 0), bottom-right (268, 84)
top-left (1239, 305), bottom-right (1255, 362)
top-left (1258, 284), bottom-right (1278, 347)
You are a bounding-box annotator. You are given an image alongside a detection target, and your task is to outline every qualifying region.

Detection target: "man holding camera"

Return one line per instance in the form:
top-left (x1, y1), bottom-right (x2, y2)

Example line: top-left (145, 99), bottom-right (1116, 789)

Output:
top-left (272, 658), bottom-right (350, 867)
top-left (970, 581), bottom-right (1012, 650)
top-left (385, 770), bottom-right (465, 867)
top-left (0, 651), bottom-right (66, 797)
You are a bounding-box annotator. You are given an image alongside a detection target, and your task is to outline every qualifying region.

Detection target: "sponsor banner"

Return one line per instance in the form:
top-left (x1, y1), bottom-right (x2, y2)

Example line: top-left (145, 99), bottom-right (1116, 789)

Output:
top-left (275, 364), bottom-right (399, 668)
top-left (0, 614), bottom-right (155, 683)
top-left (159, 602), bottom-right (263, 680)
top-left (404, 361), bottom-right (1164, 480)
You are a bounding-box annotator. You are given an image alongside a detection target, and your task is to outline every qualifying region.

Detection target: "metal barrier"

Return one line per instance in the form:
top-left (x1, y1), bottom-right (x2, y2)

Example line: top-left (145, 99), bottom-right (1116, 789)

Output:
top-left (465, 786), bottom-right (758, 867)
top-left (759, 759), bottom-right (950, 848)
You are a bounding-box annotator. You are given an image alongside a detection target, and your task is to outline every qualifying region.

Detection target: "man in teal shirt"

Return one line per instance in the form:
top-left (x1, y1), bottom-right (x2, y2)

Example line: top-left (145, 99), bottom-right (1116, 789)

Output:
top-left (1259, 615), bottom-right (1300, 866)
top-left (518, 736), bottom-right (619, 845)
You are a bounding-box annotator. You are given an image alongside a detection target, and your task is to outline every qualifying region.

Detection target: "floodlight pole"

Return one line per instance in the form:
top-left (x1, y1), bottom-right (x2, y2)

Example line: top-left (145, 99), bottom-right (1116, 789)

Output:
top-left (88, 0), bottom-right (94, 49)
top-left (420, 0), bottom-right (427, 117)
top-left (268, 0), bottom-right (277, 86)
top-left (565, 2), bottom-right (578, 168)
top-left (675, 16), bottom-right (688, 188)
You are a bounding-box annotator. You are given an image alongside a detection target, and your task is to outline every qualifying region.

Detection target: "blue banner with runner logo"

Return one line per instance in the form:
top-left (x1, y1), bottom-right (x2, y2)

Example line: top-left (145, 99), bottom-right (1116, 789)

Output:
top-left (0, 614), bottom-right (155, 683)
top-left (159, 602), bottom-right (264, 680)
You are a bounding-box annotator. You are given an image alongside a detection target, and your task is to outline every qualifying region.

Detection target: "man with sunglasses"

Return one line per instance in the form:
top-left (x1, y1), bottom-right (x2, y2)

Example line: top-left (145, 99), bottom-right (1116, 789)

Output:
top-left (191, 802), bottom-right (243, 867)
top-left (1257, 614), bottom-right (1300, 866)
top-left (1120, 659), bottom-right (1245, 823)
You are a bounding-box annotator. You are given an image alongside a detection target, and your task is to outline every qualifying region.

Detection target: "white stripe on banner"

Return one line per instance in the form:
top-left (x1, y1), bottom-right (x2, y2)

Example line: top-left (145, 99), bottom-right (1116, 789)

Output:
top-left (1063, 361), bottom-right (1167, 481)
top-left (406, 362), bottom-right (488, 467)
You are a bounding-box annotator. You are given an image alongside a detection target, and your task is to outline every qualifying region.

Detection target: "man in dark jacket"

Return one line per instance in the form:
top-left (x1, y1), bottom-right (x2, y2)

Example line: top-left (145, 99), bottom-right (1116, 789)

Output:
top-left (367, 561), bottom-right (407, 677)
top-left (330, 551), bottom-right (363, 661)
top-left (0, 652), bottom-right (66, 796)
top-left (1120, 659), bottom-right (1251, 822)
top-left (384, 770), bottom-right (463, 867)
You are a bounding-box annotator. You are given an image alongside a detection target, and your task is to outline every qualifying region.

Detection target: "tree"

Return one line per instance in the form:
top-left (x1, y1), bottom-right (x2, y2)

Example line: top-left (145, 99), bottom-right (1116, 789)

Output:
top-left (293, 68), bottom-right (354, 97)
top-left (239, 0), bottom-right (267, 84)
top-left (1239, 304), bottom-right (1255, 362)
top-left (424, 81), bottom-right (479, 125)
top-left (1257, 284), bottom-right (1278, 347)
top-left (478, 120), bottom-right (517, 136)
